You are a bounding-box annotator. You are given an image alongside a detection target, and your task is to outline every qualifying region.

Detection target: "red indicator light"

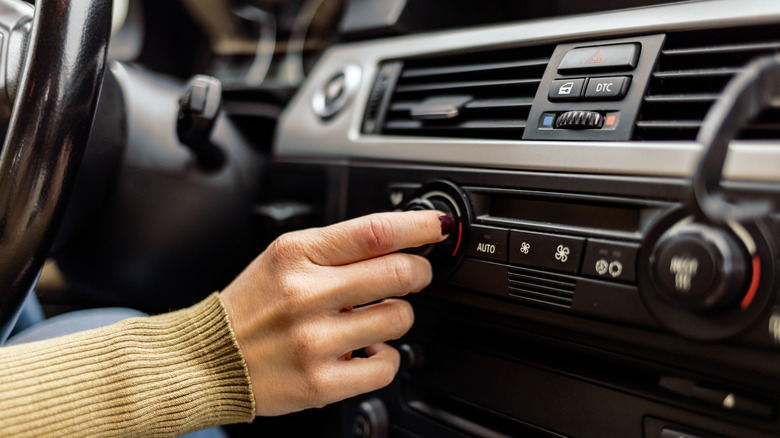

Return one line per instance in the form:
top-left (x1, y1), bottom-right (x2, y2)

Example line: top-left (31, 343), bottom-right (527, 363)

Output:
top-left (605, 115), bottom-right (617, 126)
top-left (452, 222), bottom-right (463, 257)
top-left (740, 255), bottom-right (761, 310)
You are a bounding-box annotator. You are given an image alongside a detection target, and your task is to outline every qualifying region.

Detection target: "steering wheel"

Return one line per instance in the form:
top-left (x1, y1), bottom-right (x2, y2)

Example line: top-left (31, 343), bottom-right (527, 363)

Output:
top-left (0, 0), bottom-right (112, 341)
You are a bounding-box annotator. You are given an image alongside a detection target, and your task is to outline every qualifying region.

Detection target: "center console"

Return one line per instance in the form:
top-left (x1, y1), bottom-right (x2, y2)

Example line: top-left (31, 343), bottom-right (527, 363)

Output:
top-left (333, 164), bottom-right (779, 438)
top-left (274, 1), bottom-right (780, 436)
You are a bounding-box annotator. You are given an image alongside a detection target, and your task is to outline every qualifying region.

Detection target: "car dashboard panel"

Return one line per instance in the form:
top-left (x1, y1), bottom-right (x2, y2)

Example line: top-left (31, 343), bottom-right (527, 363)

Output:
top-left (275, 1), bottom-right (780, 437)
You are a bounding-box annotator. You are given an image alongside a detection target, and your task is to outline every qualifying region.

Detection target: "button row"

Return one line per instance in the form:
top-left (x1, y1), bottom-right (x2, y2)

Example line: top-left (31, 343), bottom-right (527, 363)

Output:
top-left (509, 229), bottom-right (585, 273)
top-left (466, 225), bottom-right (638, 282)
top-left (548, 76), bottom-right (631, 101)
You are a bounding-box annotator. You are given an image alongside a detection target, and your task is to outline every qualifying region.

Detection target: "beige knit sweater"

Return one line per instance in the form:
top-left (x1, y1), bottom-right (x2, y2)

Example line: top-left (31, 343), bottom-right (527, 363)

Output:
top-left (0, 293), bottom-right (256, 437)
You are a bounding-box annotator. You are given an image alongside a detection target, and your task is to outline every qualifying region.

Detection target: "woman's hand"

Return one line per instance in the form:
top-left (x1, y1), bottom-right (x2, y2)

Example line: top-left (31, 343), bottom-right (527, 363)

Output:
top-left (220, 210), bottom-right (451, 416)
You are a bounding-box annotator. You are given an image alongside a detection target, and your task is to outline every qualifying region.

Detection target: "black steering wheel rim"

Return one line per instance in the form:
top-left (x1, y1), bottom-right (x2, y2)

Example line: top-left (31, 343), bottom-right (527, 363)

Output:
top-left (0, 0), bottom-right (113, 341)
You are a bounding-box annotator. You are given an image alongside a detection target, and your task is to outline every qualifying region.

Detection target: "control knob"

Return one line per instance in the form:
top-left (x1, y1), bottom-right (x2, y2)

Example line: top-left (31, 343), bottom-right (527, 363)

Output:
top-left (399, 181), bottom-right (471, 279)
top-left (403, 197), bottom-right (455, 260)
top-left (649, 223), bottom-right (748, 312)
top-left (555, 110), bottom-right (604, 129)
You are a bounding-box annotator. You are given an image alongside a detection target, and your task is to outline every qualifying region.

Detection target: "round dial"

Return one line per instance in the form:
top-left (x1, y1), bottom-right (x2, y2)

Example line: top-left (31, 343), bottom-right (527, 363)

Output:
top-left (400, 180), bottom-right (471, 279)
top-left (650, 223), bottom-right (748, 312)
top-left (639, 212), bottom-right (774, 341)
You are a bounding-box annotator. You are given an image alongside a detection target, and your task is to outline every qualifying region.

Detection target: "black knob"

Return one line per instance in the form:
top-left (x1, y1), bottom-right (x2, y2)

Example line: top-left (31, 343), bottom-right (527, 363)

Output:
top-left (351, 398), bottom-right (388, 438)
top-left (398, 343), bottom-right (424, 371)
top-left (650, 223), bottom-right (748, 312)
top-left (398, 180), bottom-right (471, 279)
top-left (555, 110), bottom-right (604, 129)
top-left (402, 197), bottom-right (456, 259)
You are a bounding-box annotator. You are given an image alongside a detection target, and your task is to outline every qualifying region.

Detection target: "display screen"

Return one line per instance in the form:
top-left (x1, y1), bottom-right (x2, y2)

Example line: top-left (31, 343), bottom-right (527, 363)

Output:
top-left (491, 197), bottom-right (641, 232)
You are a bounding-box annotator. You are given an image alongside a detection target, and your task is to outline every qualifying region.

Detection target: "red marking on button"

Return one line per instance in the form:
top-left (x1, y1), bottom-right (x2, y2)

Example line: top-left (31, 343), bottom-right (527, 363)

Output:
top-left (740, 255), bottom-right (761, 310)
top-left (452, 222), bottom-right (463, 257)
top-left (585, 50), bottom-right (602, 65)
top-left (605, 115), bottom-right (617, 126)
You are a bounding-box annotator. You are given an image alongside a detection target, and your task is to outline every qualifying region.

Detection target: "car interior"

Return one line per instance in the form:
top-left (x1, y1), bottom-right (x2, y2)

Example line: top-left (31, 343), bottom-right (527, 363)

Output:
top-left (1, 0), bottom-right (779, 437)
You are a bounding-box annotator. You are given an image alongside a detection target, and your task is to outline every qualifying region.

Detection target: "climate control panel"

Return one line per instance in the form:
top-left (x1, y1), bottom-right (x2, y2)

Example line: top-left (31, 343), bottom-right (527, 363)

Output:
top-left (343, 164), bottom-right (780, 438)
top-left (387, 178), bottom-right (779, 345)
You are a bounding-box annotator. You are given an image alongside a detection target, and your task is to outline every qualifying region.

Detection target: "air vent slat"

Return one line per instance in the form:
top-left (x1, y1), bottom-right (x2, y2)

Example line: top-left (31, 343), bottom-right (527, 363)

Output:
top-left (644, 94), bottom-right (719, 103)
top-left (508, 288), bottom-right (572, 307)
top-left (378, 44), bottom-right (554, 140)
top-left (635, 121), bottom-right (702, 129)
top-left (385, 120), bottom-right (526, 131)
top-left (402, 59), bottom-right (549, 78)
top-left (390, 97), bottom-right (535, 113)
top-left (394, 78), bottom-right (541, 94)
top-left (466, 98), bottom-right (534, 109)
top-left (635, 25), bottom-right (780, 141)
top-left (390, 102), bottom-right (417, 111)
top-left (507, 266), bottom-right (576, 309)
top-left (507, 290), bottom-right (572, 309)
top-left (385, 120), bottom-right (422, 130)
top-left (509, 280), bottom-right (574, 297)
top-left (461, 120), bottom-right (526, 129)
top-left (508, 272), bottom-right (575, 290)
top-left (653, 68), bottom-right (743, 79)
top-left (662, 41), bottom-right (780, 56)
top-left (509, 265), bottom-right (579, 281)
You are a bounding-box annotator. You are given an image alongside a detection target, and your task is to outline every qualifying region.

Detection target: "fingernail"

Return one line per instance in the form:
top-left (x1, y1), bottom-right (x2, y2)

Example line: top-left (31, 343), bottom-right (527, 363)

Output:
top-left (439, 215), bottom-right (455, 235)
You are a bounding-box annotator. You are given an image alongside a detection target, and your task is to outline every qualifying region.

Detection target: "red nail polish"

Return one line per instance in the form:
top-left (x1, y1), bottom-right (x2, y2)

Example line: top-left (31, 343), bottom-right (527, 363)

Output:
top-left (439, 215), bottom-right (455, 235)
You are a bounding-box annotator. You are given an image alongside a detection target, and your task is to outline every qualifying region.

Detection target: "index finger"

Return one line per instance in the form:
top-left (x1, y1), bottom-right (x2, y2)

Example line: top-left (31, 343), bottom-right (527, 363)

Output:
top-left (304, 210), bottom-right (449, 266)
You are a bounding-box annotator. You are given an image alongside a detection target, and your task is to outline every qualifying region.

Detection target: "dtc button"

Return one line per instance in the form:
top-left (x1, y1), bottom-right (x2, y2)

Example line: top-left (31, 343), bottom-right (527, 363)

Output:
top-left (584, 76), bottom-right (631, 100)
top-left (466, 225), bottom-right (508, 263)
top-left (509, 230), bottom-right (585, 273)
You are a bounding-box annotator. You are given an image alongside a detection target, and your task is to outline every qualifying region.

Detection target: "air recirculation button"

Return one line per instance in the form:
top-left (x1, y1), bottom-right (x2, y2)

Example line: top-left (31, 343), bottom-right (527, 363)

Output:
top-left (555, 110), bottom-right (604, 129)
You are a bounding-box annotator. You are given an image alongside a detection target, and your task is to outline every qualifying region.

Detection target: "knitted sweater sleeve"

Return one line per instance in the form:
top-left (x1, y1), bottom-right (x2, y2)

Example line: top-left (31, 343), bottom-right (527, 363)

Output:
top-left (0, 293), bottom-right (256, 437)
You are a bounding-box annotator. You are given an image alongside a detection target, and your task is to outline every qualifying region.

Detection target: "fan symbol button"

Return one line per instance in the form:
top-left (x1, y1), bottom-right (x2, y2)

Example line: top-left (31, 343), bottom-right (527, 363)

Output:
top-left (520, 242), bottom-right (531, 255)
top-left (555, 245), bottom-right (570, 263)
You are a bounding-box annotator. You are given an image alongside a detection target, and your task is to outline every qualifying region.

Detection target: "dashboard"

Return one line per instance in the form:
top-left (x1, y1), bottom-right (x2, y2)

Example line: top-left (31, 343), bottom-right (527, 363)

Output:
top-left (38, 0), bottom-right (780, 437)
top-left (271, 1), bottom-right (780, 437)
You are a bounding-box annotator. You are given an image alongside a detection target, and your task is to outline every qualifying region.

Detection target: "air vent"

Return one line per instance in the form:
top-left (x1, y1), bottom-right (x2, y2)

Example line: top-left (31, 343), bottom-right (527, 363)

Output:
top-left (378, 45), bottom-right (553, 140)
top-left (635, 25), bottom-right (780, 141)
top-left (508, 266), bottom-right (575, 310)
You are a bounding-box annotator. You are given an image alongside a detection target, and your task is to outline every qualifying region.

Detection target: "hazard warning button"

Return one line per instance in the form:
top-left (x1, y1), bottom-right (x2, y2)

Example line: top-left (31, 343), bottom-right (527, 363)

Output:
top-left (558, 43), bottom-right (640, 73)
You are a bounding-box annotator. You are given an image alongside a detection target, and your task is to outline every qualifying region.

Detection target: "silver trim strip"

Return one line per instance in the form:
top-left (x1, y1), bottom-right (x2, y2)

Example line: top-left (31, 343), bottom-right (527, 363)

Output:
top-left (275, 0), bottom-right (780, 181)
